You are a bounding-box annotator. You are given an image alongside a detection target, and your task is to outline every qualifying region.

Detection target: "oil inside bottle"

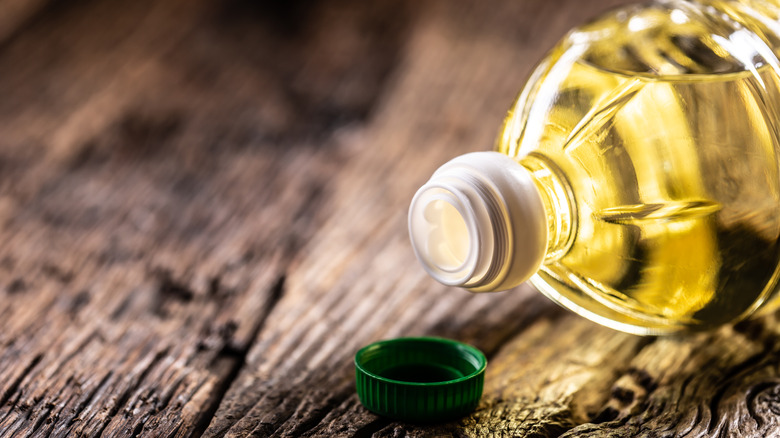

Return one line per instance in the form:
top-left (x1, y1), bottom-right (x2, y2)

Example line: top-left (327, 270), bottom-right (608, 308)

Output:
top-left (498, 0), bottom-right (780, 333)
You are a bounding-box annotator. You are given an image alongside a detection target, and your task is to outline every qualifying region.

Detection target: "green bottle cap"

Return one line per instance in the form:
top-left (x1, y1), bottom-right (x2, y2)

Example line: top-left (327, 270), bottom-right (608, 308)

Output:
top-left (354, 337), bottom-right (487, 423)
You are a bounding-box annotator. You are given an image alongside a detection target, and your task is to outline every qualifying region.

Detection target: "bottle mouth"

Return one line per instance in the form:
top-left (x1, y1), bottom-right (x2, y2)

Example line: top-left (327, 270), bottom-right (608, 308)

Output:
top-left (408, 181), bottom-right (483, 286)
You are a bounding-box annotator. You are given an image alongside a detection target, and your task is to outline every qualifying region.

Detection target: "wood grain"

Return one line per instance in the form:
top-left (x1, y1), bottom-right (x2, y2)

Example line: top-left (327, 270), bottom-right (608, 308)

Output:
top-left (2, 0), bottom-right (780, 437)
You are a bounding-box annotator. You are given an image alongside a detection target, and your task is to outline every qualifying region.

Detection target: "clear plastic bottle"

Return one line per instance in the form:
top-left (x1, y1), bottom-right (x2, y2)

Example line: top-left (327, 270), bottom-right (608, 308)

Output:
top-left (408, 0), bottom-right (780, 334)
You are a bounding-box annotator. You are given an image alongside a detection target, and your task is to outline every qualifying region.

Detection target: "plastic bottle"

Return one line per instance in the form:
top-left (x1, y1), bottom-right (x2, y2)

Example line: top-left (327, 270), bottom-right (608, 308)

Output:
top-left (408, 0), bottom-right (780, 334)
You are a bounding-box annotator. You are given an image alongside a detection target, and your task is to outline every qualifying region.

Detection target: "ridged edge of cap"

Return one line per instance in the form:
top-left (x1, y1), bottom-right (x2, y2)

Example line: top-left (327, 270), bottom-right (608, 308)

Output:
top-left (354, 337), bottom-right (486, 423)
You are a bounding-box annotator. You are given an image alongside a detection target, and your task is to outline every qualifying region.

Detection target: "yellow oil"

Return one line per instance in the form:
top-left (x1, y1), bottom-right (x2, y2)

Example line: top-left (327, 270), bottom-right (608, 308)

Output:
top-left (497, 0), bottom-right (780, 332)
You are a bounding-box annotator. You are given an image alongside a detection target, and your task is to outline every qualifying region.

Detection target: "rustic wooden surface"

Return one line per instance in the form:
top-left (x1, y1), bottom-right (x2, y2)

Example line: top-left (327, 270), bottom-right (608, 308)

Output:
top-left (2, 0), bottom-right (780, 436)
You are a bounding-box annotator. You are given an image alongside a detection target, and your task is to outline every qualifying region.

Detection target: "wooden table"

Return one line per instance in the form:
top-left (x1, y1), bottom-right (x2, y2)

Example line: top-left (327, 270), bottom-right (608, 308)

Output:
top-left (2, 0), bottom-right (780, 436)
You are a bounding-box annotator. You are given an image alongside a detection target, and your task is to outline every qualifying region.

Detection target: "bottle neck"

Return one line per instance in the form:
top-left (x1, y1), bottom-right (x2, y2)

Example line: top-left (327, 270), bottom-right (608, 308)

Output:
top-left (519, 153), bottom-right (576, 263)
top-left (408, 152), bottom-right (556, 292)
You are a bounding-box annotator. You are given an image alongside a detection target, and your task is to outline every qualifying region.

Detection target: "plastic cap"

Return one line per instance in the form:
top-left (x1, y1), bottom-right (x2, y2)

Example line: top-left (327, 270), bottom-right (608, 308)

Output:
top-left (354, 337), bottom-right (487, 423)
top-left (408, 152), bottom-right (547, 292)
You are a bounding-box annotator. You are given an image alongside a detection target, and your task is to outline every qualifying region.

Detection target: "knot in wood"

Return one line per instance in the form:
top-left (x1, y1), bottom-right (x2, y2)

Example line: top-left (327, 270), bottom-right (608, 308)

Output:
top-left (752, 383), bottom-right (780, 417)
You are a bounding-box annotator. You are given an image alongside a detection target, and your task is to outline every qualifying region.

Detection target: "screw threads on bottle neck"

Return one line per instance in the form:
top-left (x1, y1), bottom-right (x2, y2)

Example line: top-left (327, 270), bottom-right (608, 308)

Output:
top-left (457, 172), bottom-right (510, 289)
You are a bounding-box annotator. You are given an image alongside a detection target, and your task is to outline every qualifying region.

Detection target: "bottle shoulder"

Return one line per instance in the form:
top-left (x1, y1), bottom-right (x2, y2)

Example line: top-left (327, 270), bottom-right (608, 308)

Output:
top-left (565, 0), bottom-right (780, 78)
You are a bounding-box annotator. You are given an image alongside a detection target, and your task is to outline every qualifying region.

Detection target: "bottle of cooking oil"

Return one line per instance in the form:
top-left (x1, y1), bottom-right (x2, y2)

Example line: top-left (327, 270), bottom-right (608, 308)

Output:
top-left (408, 0), bottom-right (780, 334)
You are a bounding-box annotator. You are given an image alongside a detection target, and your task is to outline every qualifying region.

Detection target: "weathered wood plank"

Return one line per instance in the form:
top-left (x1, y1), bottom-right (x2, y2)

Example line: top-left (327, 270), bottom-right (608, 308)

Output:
top-left (4, 0), bottom-right (780, 437)
top-left (0, 0), bottom-right (411, 436)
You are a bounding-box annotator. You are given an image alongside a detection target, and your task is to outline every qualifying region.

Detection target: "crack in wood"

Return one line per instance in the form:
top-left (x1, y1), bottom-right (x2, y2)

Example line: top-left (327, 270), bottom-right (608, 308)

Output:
top-left (62, 371), bottom-right (114, 430)
top-left (129, 419), bottom-right (145, 438)
top-left (351, 417), bottom-right (393, 438)
top-left (746, 381), bottom-right (776, 429)
top-left (192, 273), bottom-right (287, 438)
top-left (28, 401), bottom-right (55, 436)
top-left (0, 353), bottom-right (42, 408)
top-left (165, 423), bottom-right (182, 438)
top-left (282, 382), bottom-right (357, 437)
top-left (707, 346), bottom-right (775, 434)
top-left (92, 347), bottom-right (169, 437)
top-left (152, 374), bottom-right (186, 415)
